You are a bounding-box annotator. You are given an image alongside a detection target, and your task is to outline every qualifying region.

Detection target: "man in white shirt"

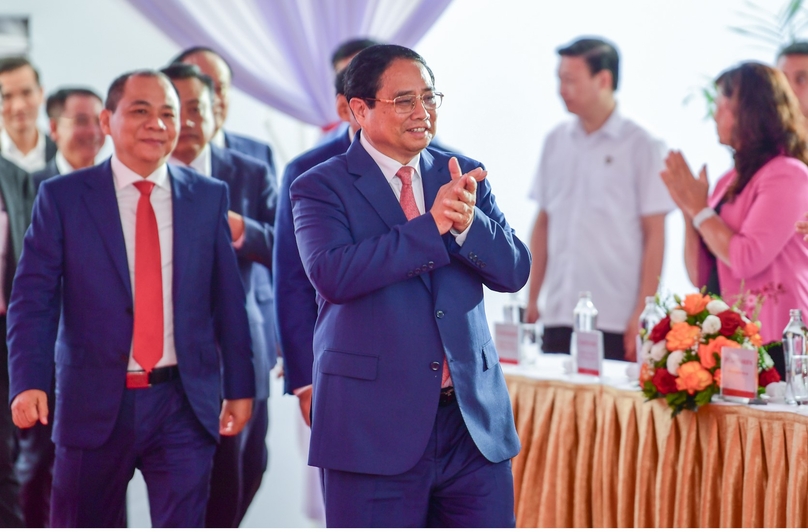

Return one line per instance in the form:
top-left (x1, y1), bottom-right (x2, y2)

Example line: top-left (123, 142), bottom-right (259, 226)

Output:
top-left (525, 37), bottom-right (673, 361)
top-left (32, 88), bottom-right (105, 189)
top-left (0, 58), bottom-right (56, 173)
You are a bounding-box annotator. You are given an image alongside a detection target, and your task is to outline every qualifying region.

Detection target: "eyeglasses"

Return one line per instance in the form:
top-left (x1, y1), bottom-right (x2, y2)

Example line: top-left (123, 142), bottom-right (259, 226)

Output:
top-left (365, 92), bottom-right (444, 114)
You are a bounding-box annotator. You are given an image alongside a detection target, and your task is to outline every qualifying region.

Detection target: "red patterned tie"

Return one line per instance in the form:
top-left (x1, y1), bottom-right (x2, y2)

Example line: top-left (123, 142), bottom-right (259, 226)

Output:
top-left (132, 180), bottom-right (163, 373)
top-left (396, 166), bottom-right (452, 387)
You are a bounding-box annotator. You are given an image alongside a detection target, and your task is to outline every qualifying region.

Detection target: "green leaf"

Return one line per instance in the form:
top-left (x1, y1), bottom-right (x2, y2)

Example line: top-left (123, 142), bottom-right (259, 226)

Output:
top-left (695, 388), bottom-right (715, 406)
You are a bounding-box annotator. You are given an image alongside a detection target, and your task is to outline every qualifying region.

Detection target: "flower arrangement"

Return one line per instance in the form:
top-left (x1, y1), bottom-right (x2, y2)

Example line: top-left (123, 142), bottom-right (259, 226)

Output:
top-left (639, 292), bottom-right (780, 416)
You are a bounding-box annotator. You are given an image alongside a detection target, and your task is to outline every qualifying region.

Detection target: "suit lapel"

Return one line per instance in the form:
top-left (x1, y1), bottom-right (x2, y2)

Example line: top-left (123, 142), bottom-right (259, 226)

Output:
top-left (169, 166), bottom-right (195, 303)
top-left (349, 138), bottom-right (408, 230)
top-left (82, 160), bottom-right (131, 296)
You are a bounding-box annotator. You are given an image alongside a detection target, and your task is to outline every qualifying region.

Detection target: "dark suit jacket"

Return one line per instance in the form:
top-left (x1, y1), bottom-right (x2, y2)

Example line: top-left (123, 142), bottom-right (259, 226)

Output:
top-left (31, 158), bottom-right (59, 190)
top-left (210, 144), bottom-right (277, 400)
top-left (223, 131), bottom-right (279, 378)
top-left (0, 156), bottom-right (35, 300)
top-left (290, 134), bottom-right (530, 475)
top-left (7, 160), bottom-right (255, 449)
top-left (0, 135), bottom-right (57, 169)
top-left (274, 130), bottom-right (351, 394)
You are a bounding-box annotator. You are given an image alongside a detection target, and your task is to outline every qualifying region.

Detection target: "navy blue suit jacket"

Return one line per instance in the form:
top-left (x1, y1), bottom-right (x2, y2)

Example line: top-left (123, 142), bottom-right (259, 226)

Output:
top-left (7, 160), bottom-right (255, 449)
top-left (210, 144), bottom-right (277, 400)
top-left (32, 159), bottom-right (59, 190)
top-left (223, 131), bottom-right (279, 377)
top-left (290, 134), bottom-right (530, 474)
top-left (274, 131), bottom-right (351, 394)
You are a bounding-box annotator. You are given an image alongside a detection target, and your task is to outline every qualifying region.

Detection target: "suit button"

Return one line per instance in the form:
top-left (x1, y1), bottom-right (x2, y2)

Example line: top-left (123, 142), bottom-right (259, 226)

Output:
top-left (407, 271), bottom-right (414, 277)
top-left (468, 252), bottom-right (475, 259)
top-left (414, 268), bottom-right (421, 274)
top-left (430, 361), bottom-right (441, 371)
top-left (436, 310), bottom-right (445, 319)
top-left (422, 264), bottom-right (428, 270)
top-left (480, 262), bottom-right (486, 268)
top-left (428, 261), bottom-right (434, 268)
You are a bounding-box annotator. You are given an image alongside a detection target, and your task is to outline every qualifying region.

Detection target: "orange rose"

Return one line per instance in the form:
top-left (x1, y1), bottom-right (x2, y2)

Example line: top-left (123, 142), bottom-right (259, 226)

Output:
top-left (676, 361), bottom-right (714, 394)
top-left (749, 334), bottom-right (763, 348)
top-left (744, 321), bottom-right (760, 337)
top-left (682, 293), bottom-right (711, 315)
top-left (639, 362), bottom-right (654, 388)
top-left (666, 322), bottom-right (701, 352)
top-left (714, 369), bottom-right (722, 387)
top-left (698, 336), bottom-right (740, 370)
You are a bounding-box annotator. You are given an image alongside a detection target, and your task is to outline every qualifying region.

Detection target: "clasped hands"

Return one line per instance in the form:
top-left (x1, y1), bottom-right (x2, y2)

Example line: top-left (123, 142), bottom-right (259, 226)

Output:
top-left (659, 150), bottom-right (709, 219)
top-left (430, 157), bottom-right (487, 235)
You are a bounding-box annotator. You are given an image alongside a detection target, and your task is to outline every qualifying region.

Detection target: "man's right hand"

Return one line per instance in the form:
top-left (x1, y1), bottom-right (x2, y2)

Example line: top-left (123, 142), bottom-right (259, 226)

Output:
top-left (295, 385), bottom-right (312, 427)
top-left (11, 389), bottom-right (48, 429)
top-left (525, 300), bottom-right (540, 324)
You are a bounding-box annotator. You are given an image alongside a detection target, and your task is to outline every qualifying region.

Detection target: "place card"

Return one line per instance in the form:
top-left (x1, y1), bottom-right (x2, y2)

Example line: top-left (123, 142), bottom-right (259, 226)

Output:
top-left (574, 330), bottom-right (603, 376)
top-left (720, 347), bottom-right (759, 399)
top-left (494, 322), bottom-right (520, 365)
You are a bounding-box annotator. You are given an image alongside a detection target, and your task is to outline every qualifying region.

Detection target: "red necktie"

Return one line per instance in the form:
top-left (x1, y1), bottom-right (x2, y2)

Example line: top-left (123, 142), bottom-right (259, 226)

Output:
top-left (132, 180), bottom-right (163, 373)
top-left (395, 166), bottom-right (452, 387)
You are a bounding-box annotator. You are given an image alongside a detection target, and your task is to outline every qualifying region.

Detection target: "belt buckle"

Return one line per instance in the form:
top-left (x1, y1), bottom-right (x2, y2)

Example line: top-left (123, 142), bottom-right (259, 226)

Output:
top-left (126, 371), bottom-right (150, 389)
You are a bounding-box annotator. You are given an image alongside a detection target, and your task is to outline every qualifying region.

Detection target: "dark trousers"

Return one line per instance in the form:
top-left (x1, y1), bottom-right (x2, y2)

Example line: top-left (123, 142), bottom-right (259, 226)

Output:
top-left (321, 398), bottom-right (515, 527)
top-left (51, 379), bottom-right (216, 527)
top-left (0, 316), bottom-right (24, 527)
top-left (205, 398), bottom-right (269, 527)
top-left (543, 325), bottom-right (626, 361)
top-left (15, 385), bottom-right (55, 528)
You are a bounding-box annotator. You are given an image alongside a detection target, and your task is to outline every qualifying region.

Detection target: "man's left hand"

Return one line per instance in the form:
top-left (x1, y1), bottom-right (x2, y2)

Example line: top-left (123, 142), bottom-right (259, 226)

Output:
top-left (445, 157), bottom-right (486, 233)
top-left (219, 398), bottom-right (253, 435)
top-left (623, 317), bottom-right (640, 362)
top-left (227, 211), bottom-right (245, 242)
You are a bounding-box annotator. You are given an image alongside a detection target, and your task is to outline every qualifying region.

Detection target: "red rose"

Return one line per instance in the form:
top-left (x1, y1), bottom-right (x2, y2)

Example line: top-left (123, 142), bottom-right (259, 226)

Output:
top-left (652, 368), bottom-right (679, 395)
top-left (759, 367), bottom-right (781, 387)
top-left (717, 310), bottom-right (744, 337)
top-left (649, 316), bottom-right (671, 343)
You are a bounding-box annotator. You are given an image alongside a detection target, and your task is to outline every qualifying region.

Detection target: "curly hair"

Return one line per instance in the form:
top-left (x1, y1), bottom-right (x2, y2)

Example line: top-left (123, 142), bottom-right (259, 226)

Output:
top-left (716, 62), bottom-right (808, 201)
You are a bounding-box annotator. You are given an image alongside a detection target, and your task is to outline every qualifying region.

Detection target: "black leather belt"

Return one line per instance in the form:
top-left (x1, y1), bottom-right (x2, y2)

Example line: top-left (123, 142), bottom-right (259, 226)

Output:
top-left (439, 386), bottom-right (455, 406)
top-left (126, 365), bottom-right (180, 389)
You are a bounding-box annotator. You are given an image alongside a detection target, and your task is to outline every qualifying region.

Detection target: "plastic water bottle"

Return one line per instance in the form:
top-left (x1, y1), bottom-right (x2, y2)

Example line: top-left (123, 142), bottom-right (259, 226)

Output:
top-left (782, 309), bottom-right (808, 403)
top-left (637, 296), bottom-right (665, 353)
top-left (573, 292), bottom-right (598, 332)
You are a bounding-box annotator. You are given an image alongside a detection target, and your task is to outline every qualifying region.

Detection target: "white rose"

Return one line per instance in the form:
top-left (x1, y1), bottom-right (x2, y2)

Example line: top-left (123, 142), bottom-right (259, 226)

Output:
top-left (763, 352), bottom-right (775, 370)
top-left (640, 340), bottom-right (653, 361)
top-left (706, 299), bottom-right (730, 315)
top-left (701, 315), bottom-right (722, 335)
top-left (625, 363), bottom-right (640, 381)
top-left (666, 350), bottom-right (685, 376)
top-left (648, 340), bottom-right (668, 363)
top-left (766, 381), bottom-right (787, 399)
top-left (670, 309), bottom-right (688, 323)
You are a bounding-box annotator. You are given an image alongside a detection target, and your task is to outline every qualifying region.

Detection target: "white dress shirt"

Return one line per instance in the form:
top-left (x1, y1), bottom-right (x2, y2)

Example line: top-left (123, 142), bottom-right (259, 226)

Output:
top-left (0, 129), bottom-right (47, 173)
top-left (0, 192), bottom-right (8, 315)
top-left (169, 143), bottom-right (212, 176)
top-left (211, 128), bottom-right (225, 149)
top-left (529, 108), bottom-right (674, 331)
top-left (54, 151), bottom-right (75, 175)
top-left (111, 154), bottom-right (177, 370)
top-left (360, 133), bottom-right (470, 245)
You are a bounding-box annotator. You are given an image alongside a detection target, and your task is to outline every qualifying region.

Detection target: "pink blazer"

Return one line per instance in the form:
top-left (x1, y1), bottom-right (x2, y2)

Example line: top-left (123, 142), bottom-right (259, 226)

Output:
top-left (699, 155), bottom-right (808, 343)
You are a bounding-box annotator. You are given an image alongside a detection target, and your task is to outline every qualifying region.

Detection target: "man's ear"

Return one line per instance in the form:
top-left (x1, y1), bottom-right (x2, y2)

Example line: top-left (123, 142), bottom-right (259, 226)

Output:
top-left (48, 118), bottom-right (58, 140)
top-left (99, 108), bottom-right (112, 137)
top-left (336, 94), bottom-right (352, 123)
top-left (597, 69), bottom-right (614, 92)
top-left (348, 97), bottom-right (368, 127)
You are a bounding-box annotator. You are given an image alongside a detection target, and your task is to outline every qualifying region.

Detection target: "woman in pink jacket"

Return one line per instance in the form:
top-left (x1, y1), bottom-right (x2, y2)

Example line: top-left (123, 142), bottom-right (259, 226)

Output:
top-left (662, 62), bottom-right (808, 378)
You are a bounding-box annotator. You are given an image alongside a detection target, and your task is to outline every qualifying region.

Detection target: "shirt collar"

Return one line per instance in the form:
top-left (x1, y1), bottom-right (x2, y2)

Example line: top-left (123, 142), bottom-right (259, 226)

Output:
top-left (1, 128), bottom-right (45, 157)
top-left (111, 153), bottom-right (170, 191)
top-left (54, 151), bottom-right (75, 175)
top-left (211, 128), bottom-right (226, 149)
top-left (571, 105), bottom-right (624, 139)
top-left (359, 131), bottom-right (421, 185)
top-left (168, 143), bottom-right (211, 177)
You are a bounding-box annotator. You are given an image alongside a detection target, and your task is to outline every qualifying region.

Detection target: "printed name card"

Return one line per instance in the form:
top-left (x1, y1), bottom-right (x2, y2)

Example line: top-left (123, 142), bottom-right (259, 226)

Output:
top-left (575, 330), bottom-right (603, 376)
top-left (494, 323), bottom-right (520, 365)
top-left (720, 347), bottom-right (759, 399)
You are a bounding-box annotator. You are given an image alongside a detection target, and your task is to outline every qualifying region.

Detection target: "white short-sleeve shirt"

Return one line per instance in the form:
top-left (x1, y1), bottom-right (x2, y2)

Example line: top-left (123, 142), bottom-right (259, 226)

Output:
top-left (529, 108), bottom-right (674, 332)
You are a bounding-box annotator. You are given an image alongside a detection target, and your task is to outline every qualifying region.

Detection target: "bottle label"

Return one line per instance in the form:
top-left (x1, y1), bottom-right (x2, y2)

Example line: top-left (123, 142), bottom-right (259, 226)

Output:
top-left (575, 330), bottom-right (603, 376)
top-left (720, 347), bottom-right (759, 399)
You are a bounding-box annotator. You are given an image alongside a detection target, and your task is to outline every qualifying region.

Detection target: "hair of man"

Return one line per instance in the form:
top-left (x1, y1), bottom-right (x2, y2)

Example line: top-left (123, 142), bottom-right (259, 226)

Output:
top-left (170, 46), bottom-right (234, 77)
top-left (343, 44), bottom-right (435, 108)
top-left (160, 63), bottom-right (216, 106)
top-left (716, 61), bottom-right (808, 200)
top-left (0, 56), bottom-right (41, 87)
top-left (557, 37), bottom-right (620, 91)
top-left (105, 69), bottom-right (179, 112)
top-left (778, 41), bottom-right (808, 59)
top-left (46, 87), bottom-right (102, 120)
top-left (331, 38), bottom-right (381, 70)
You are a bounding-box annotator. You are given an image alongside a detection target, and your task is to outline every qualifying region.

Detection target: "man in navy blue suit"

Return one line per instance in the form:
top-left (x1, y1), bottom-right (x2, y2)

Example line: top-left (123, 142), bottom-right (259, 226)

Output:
top-left (18, 87), bottom-right (105, 528)
top-left (161, 62), bottom-right (276, 527)
top-left (7, 70), bottom-right (255, 527)
top-left (291, 44), bottom-right (530, 527)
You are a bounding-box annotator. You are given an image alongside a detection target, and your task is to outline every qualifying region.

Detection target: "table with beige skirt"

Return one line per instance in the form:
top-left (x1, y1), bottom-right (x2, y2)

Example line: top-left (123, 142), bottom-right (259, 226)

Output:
top-left (504, 356), bottom-right (808, 528)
